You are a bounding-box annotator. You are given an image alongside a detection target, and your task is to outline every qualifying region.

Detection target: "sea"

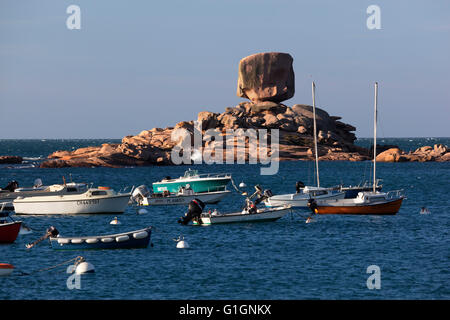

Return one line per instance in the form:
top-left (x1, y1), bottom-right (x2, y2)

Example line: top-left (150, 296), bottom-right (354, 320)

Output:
top-left (0, 137), bottom-right (449, 300)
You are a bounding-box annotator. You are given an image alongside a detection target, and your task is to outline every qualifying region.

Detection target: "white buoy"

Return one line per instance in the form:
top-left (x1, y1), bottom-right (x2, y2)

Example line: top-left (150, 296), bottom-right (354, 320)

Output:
top-left (239, 182), bottom-right (247, 188)
top-left (177, 240), bottom-right (189, 249)
top-left (175, 235), bottom-right (189, 249)
top-left (75, 261), bottom-right (95, 274)
top-left (110, 217), bottom-right (121, 225)
top-left (137, 208), bottom-right (148, 215)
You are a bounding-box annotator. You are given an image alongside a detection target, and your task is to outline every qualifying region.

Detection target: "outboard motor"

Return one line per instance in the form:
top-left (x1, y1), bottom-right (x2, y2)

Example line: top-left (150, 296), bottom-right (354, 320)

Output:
top-left (47, 226), bottom-right (59, 237)
top-left (131, 185), bottom-right (151, 205)
top-left (264, 189), bottom-right (273, 198)
top-left (3, 180), bottom-right (19, 192)
top-left (26, 226), bottom-right (59, 249)
top-left (178, 198), bottom-right (205, 225)
top-left (295, 181), bottom-right (305, 194)
top-left (307, 199), bottom-right (318, 215)
top-left (33, 178), bottom-right (43, 188)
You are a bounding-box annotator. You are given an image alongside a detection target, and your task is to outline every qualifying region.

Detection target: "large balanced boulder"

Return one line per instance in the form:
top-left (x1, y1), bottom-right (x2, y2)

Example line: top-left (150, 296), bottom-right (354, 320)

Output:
top-left (237, 52), bottom-right (295, 103)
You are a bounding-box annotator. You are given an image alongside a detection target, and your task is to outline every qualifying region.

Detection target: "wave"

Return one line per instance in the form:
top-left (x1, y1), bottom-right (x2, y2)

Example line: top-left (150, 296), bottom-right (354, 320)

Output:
top-left (1, 164), bottom-right (36, 169)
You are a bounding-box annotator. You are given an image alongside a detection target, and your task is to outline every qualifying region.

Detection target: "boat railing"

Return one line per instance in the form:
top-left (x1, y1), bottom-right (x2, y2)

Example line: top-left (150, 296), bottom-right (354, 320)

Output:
top-left (119, 185), bottom-right (134, 194)
top-left (186, 173), bottom-right (232, 179)
top-left (386, 189), bottom-right (405, 199)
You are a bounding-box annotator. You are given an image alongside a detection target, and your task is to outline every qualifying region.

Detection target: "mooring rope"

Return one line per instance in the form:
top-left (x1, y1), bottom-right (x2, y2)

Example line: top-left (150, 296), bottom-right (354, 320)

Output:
top-left (14, 256), bottom-right (84, 276)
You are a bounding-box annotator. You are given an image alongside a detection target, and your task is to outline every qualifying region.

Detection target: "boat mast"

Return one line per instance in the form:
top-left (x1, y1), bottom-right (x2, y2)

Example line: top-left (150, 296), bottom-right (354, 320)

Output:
top-left (373, 82), bottom-right (378, 193)
top-left (312, 81), bottom-right (320, 188)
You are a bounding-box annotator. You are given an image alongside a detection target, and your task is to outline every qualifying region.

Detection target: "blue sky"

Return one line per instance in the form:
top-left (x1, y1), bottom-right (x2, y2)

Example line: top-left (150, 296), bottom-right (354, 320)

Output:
top-left (1, 0), bottom-right (449, 139)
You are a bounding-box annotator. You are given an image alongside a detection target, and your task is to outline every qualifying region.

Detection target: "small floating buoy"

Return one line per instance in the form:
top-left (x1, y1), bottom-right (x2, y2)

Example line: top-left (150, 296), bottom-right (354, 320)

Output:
top-left (419, 207), bottom-right (430, 215)
top-left (239, 182), bottom-right (247, 188)
top-left (177, 240), bottom-right (189, 249)
top-left (137, 208), bottom-right (148, 215)
top-left (175, 235), bottom-right (189, 249)
top-left (110, 217), bottom-right (121, 225)
top-left (0, 263), bottom-right (14, 276)
top-left (75, 261), bottom-right (95, 275)
top-left (306, 217), bottom-right (313, 224)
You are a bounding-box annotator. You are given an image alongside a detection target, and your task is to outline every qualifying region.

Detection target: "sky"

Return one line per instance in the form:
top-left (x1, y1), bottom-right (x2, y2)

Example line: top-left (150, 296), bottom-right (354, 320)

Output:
top-left (0, 0), bottom-right (449, 139)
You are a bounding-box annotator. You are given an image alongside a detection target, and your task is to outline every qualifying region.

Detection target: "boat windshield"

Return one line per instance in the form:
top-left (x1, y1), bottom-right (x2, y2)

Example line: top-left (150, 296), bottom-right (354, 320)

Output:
top-left (183, 169), bottom-right (199, 178)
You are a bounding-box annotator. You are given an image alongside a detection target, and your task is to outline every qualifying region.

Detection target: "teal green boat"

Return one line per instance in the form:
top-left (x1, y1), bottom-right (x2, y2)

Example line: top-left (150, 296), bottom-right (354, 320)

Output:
top-left (152, 169), bottom-right (231, 194)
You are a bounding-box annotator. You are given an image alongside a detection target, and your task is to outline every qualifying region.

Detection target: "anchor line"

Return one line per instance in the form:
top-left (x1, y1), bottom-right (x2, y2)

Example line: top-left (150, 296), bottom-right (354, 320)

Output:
top-left (14, 256), bottom-right (85, 276)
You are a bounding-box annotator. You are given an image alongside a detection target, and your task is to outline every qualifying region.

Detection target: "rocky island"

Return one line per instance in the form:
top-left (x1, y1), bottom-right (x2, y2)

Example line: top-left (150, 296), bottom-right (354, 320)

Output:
top-left (38, 52), bottom-right (449, 168)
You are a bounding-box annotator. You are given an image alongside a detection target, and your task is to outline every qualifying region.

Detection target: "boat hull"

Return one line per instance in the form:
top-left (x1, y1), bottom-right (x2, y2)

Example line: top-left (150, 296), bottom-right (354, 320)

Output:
top-left (316, 198), bottom-right (403, 215)
top-left (0, 263), bottom-right (14, 276)
top-left (144, 190), bottom-right (231, 206)
top-left (153, 178), bottom-right (231, 194)
top-left (50, 227), bottom-right (152, 250)
top-left (0, 221), bottom-right (22, 243)
top-left (194, 207), bottom-right (291, 225)
top-left (14, 194), bottom-right (130, 215)
top-left (265, 192), bottom-right (345, 208)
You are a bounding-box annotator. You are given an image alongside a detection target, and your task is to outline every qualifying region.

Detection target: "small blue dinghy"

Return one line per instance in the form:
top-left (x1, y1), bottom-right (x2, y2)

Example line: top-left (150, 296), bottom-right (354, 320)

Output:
top-left (49, 227), bottom-right (152, 250)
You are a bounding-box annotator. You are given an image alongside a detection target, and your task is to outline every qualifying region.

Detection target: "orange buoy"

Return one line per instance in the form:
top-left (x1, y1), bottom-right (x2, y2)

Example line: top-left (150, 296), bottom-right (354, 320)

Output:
top-left (0, 263), bottom-right (14, 276)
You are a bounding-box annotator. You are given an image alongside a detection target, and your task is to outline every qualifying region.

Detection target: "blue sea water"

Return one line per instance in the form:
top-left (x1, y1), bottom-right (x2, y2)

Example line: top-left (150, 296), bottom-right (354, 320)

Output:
top-left (0, 138), bottom-right (449, 300)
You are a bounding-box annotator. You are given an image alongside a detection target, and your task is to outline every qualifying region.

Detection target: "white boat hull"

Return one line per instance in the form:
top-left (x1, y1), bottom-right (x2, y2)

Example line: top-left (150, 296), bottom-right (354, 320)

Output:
top-left (0, 268), bottom-right (14, 276)
top-left (264, 191), bottom-right (345, 208)
top-left (13, 194), bottom-right (130, 215)
top-left (143, 190), bottom-right (231, 206)
top-left (195, 206), bottom-right (291, 225)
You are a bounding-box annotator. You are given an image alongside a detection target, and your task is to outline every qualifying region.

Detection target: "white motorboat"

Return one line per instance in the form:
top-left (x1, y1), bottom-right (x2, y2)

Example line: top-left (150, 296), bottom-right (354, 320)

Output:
top-left (132, 185), bottom-right (231, 206)
top-left (0, 179), bottom-right (48, 203)
top-left (264, 186), bottom-right (345, 208)
top-left (13, 185), bottom-right (131, 215)
top-left (193, 205), bottom-right (291, 225)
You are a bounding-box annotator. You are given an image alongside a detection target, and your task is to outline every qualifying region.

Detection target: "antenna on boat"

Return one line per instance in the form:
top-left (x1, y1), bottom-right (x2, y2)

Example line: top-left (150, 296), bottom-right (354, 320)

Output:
top-left (373, 82), bottom-right (378, 193)
top-left (312, 81), bottom-right (320, 188)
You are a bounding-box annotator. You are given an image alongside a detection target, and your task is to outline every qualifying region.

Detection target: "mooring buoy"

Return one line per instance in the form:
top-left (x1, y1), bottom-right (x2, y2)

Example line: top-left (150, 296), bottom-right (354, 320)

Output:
top-left (75, 261), bottom-right (95, 274)
top-left (175, 235), bottom-right (189, 249)
top-left (110, 217), bottom-right (121, 225)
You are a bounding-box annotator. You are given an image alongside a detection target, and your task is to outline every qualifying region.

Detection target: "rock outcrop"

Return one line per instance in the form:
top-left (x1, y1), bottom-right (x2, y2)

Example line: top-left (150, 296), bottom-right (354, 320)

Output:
top-left (237, 52), bottom-right (295, 103)
top-left (376, 144), bottom-right (450, 162)
top-left (40, 102), bottom-right (367, 168)
top-left (0, 156), bottom-right (23, 164)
